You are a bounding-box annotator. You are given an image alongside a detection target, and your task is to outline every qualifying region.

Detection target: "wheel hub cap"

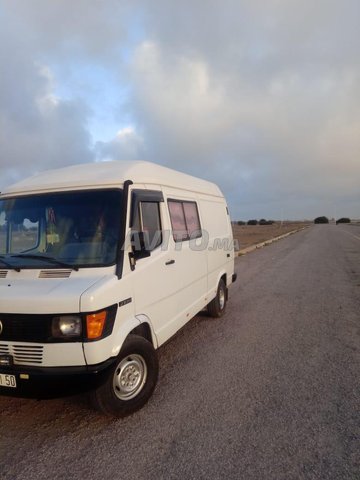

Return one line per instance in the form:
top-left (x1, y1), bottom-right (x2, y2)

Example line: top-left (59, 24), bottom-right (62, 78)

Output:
top-left (113, 354), bottom-right (147, 401)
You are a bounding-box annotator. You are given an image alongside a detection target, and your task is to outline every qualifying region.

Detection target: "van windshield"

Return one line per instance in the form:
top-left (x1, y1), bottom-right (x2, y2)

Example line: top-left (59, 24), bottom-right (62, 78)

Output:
top-left (0, 189), bottom-right (123, 269)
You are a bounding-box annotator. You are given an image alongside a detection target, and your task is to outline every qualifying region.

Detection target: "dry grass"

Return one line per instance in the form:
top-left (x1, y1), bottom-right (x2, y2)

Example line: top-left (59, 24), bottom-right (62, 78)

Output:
top-left (232, 221), bottom-right (311, 251)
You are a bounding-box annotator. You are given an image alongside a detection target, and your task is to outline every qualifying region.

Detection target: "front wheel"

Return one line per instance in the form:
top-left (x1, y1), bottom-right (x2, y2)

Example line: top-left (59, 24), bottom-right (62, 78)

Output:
top-left (207, 278), bottom-right (227, 318)
top-left (89, 334), bottom-right (159, 417)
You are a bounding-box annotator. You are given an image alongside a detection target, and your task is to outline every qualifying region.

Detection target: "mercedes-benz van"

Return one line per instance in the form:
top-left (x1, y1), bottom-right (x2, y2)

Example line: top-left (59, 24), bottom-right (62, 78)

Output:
top-left (0, 161), bottom-right (236, 416)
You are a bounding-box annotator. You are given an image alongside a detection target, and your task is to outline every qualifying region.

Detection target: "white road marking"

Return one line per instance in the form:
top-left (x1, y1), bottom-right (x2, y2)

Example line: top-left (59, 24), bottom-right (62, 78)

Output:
top-left (339, 227), bottom-right (360, 242)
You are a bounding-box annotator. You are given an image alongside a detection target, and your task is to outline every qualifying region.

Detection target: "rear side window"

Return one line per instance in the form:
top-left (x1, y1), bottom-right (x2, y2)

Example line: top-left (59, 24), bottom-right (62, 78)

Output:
top-left (168, 200), bottom-right (201, 242)
top-left (168, 201), bottom-right (187, 242)
top-left (183, 202), bottom-right (201, 237)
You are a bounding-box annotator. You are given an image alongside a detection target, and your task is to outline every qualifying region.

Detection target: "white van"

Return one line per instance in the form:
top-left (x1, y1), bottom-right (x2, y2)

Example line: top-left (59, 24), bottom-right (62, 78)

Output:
top-left (0, 161), bottom-right (236, 416)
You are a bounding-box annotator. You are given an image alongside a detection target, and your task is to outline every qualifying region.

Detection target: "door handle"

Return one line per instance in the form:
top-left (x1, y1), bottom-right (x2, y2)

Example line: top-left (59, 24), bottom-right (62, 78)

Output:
top-left (165, 259), bottom-right (175, 265)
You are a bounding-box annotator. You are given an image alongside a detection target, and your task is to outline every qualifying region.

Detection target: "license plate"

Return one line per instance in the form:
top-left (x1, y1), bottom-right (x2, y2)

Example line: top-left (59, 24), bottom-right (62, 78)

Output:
top-left (0, 373), bottom-right (17, 388)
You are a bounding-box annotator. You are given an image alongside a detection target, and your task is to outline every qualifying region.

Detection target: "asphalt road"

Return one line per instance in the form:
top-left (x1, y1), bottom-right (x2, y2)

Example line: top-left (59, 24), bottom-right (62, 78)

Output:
top-left (1, 225), bottom-right (359, 480)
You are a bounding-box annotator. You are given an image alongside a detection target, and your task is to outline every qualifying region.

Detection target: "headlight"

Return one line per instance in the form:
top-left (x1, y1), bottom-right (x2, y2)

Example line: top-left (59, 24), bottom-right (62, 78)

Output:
top-left (52, 315), bottom-right (82, 338)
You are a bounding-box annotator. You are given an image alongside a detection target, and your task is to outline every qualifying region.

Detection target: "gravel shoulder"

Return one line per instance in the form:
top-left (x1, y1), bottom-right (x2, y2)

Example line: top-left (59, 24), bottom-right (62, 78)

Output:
top-left (232, 221), bottom-right (311, 251)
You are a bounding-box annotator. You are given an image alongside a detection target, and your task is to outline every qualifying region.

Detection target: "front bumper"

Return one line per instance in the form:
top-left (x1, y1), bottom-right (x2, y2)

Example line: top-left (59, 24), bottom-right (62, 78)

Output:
top-left (0, 358), bottom-right (116, 399)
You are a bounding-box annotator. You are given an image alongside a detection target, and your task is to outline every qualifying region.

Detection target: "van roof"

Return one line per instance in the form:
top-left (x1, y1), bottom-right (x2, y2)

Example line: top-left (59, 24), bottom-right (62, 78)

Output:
top-left (2, 161), bottom-right (223, 197)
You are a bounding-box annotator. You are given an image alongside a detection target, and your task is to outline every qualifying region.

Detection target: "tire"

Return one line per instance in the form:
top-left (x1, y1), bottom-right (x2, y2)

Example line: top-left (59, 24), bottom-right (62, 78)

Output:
top-left (207, 278), bottom-right (227, 318)
top-left (89, 334), bottom-right (159, 417)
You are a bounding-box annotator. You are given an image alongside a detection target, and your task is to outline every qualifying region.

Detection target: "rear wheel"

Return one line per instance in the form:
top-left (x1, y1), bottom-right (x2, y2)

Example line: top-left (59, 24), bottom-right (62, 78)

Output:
top-left (90, 334), bottom-right (158, 417)
top-left (207, 278), bottom-right (227, 318)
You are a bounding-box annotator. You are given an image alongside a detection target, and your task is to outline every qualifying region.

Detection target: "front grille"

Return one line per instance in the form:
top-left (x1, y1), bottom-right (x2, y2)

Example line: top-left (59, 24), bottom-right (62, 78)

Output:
top-left (0, 270), bottom-right (8, 278)
top-left (0, 344), bottom-right (10, 355)
top-left (0, 343), bottom-right (44, 365)
top-left (0, 314), bottom-right (52, 342)
top-left (13, 345), bottom-right (43, 364)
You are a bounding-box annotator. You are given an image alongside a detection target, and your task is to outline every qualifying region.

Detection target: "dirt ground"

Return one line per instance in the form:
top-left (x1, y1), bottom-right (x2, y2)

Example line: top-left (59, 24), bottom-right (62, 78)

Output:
top-left (232, 221), bottom-right (311, 251)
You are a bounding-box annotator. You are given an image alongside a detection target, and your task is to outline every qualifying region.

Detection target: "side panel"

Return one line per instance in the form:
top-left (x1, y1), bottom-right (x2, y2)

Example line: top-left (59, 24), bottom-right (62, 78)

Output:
top-left (127, 185), bottom-right (209, 346)
top-left (197, 195), bottom-right (234, 297)
top-left (155, 187), bottom-right (208, 344)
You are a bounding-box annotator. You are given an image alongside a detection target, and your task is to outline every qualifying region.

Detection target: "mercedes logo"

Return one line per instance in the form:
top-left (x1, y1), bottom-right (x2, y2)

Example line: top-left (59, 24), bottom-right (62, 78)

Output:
top-left (0, 321), bottom-right (3, 336)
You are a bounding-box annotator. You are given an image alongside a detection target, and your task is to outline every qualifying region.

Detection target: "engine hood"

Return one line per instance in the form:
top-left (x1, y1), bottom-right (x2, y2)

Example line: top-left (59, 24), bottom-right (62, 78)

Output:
top-left (0, 270), bottom-right (113, 314)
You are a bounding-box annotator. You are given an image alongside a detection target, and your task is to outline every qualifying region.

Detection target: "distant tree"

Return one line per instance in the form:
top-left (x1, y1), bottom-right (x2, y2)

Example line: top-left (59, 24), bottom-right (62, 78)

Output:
top-left (258, 219), bottom-right (275, 225)
top-left (314, 216), bottom-right (329, 224)
top-left (247, 219), bottom-right (258, 225)
top-left (237, 220), bottom-right (246, 225)
top-left (336, 217), bottom-right (351, 224)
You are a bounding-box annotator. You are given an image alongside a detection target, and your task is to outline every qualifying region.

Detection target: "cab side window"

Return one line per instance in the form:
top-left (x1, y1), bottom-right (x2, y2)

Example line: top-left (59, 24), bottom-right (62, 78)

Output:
top-left (141, 202), bottom-right (162, 250)
top-left (132, 201), bottom-right (162, 251)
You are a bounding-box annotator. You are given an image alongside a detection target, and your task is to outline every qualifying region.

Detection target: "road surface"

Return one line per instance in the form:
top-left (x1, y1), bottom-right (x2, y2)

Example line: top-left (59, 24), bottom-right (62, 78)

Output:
top-left (0, 225), bottom-right (359, 480)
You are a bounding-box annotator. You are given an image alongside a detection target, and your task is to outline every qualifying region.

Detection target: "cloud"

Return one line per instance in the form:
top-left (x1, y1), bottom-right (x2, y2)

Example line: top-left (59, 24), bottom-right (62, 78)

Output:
top-left (1, 0), bottom-right (359, 219)
top-left (95, 126), bottom-right (145, 160)
top-left (0, 4), bottom-right (95, 188)
top-left (0, 57), bottom-right (93, 187)
top-left (3, 0), bottom-right (130, 60)
top-left (101, 36), bottom-right (360, 218)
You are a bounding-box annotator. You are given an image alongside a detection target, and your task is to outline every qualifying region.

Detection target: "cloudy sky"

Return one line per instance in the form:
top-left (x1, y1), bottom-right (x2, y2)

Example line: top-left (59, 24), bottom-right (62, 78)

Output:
top-left (1, 0), bottom-right (359, 220)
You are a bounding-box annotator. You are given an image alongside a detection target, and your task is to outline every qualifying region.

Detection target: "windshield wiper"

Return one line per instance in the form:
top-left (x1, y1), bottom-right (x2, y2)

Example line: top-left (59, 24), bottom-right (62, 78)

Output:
top-left (10, 254), bottom-right (79, 271)
top-left (0, 255), bottom-right (21, 271)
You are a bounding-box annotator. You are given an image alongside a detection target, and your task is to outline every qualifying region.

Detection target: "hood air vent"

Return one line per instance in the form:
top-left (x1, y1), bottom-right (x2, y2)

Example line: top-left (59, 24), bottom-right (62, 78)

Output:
top-left (39, 270), bottom-right (72, 279)
top-left (0, 270), bottom-right (8, 278)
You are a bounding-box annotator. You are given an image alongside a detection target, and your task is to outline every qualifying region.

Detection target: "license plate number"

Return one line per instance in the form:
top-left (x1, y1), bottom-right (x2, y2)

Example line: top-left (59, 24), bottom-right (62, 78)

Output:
top-left (0, 374), bottom-right (17, 388)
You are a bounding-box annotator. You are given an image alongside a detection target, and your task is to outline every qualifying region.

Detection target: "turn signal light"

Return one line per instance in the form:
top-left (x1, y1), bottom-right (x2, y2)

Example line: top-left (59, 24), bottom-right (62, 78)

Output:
top-left (86, 310), bottom-right (107, 339)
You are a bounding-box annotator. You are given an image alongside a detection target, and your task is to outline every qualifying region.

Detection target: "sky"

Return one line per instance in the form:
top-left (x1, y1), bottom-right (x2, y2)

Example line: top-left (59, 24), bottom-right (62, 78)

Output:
top-left (0, 0), bottom-right (359, 220)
